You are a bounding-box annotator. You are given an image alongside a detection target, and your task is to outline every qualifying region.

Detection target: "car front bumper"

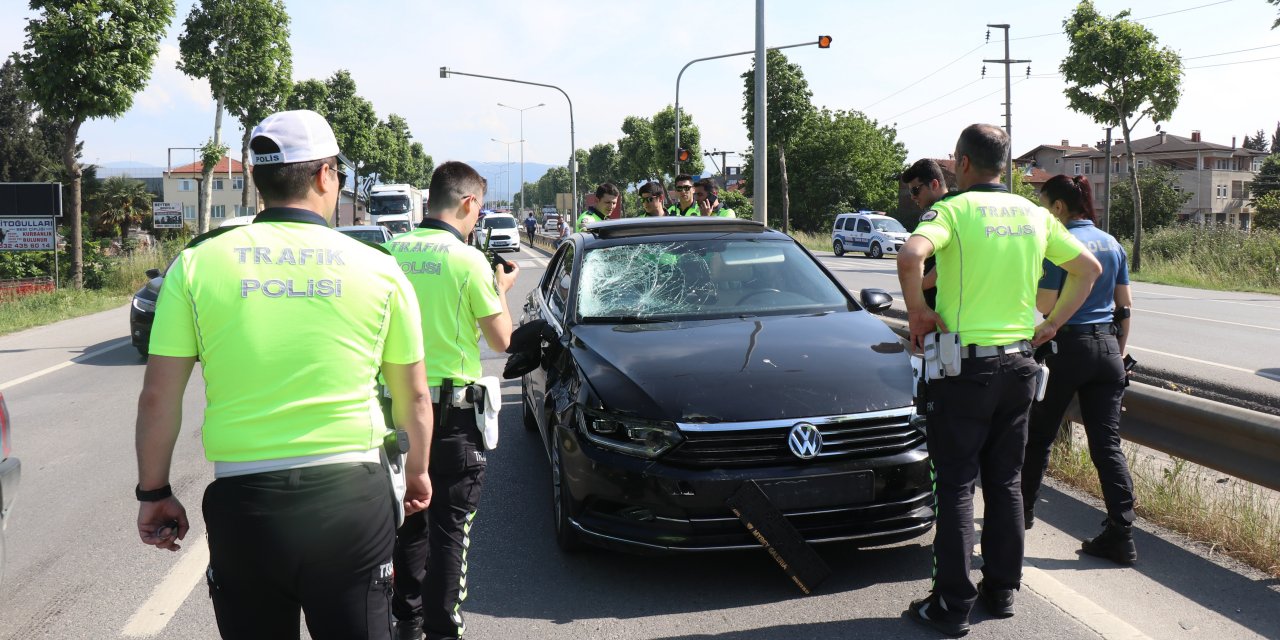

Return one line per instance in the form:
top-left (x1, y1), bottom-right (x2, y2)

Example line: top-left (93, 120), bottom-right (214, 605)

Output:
top-left (130, 300), bottom-right (154, 351)
top-left (555, 424), bottom-right (934, 554)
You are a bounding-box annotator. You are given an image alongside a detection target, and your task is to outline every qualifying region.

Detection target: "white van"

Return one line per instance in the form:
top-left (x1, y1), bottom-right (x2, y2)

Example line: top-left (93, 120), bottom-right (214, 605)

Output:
top-left (831, 211), bottom-right (910, 259)
top-left (477, 213), bottom-right (521, 252)
top-left (376, 214), bottom-right (415, 236)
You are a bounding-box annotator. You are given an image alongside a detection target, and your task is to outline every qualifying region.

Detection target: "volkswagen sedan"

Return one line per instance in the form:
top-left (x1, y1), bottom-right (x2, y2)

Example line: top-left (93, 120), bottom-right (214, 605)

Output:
top-left (513, 217), bottom-right (933, 553)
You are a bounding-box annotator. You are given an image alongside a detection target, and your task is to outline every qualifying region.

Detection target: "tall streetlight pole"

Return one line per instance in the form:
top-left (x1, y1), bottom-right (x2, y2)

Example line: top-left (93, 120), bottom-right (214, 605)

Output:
top-left (492, 138), bottom-right (520, 207)
top-left (984, 24), bottom-right (1030, 190)
top-left (753, 0), bottom-right (768, 225)
top-left (498, 102), bottom-right (545, 216)
top-left (674, 36), bottom-right (831, 176)
top-left (441, 68), bottom-right (577, 216)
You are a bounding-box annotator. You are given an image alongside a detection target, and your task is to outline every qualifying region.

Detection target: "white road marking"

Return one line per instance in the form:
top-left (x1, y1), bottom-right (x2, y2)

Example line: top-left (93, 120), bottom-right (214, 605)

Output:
top-left (1127, 345), bottom-right (1280, 382)
top-left (121, 535), bottom-right (210, 637)
top-left (1135, 287), bottom-right (1280, 309)
top-left (0, 337), bottom-right (131, 391)
top-left (1136, 308), bottom-right (1279, 332)
top-left (1022, 566), bottom-right (1153, 640)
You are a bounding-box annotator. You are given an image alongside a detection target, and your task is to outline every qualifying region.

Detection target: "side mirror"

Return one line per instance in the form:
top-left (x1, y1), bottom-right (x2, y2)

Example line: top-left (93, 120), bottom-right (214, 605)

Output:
top-left (145, 268), bottom-right (161, 279)
top-left (859, 288), bottom-right (894, 314)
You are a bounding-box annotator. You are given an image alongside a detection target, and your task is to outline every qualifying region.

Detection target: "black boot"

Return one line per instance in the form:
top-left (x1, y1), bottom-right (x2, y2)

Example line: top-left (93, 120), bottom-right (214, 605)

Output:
top-left (1081, 518), bottom-right (1137, 565)
top-left (395, 616), bottom-right (424, 640)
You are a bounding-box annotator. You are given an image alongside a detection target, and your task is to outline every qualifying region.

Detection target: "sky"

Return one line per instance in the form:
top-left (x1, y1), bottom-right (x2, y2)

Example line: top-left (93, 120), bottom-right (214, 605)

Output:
top-left (2, 0), bottom-right (1278, 195)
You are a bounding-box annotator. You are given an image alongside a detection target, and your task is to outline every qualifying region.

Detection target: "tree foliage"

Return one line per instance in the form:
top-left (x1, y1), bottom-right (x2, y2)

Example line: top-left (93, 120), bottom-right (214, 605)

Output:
top-left (1243, 129), bottom-right (1270, 153)
top-left (742, 49), bottom-right (816, 230)
top-left (19, 0), bottom-right (174, 287)
top-left (0, 57), bottom-right (62, 182)
top-left (1108, 166), bottom-right (1191, 238)
top-left (585, 143), bottom-right (618, 188)
top-left (615, 106), bottom-right (704, 189)
top-left (1250, 155), bottom-right (1280, 201)
top-left (1060, 0), bottom-right (1182, 272)
top-left (1253, 192), bottom-right (1280, 230)
top-left (284, 79), bottom-right (328, 113)
top-left (91, 176), bottom-right (153, 239)
top-left (744, 109), bottom-right (906, 232)
top-left (364, 114), bottom-right (432, 189)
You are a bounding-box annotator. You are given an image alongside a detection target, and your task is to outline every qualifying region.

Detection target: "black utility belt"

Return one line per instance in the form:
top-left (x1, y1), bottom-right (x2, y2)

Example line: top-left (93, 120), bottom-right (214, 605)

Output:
top-left (1058, 323), bottom-right (1118, 335)
top-left (429, 380), bottom-right (484, 408)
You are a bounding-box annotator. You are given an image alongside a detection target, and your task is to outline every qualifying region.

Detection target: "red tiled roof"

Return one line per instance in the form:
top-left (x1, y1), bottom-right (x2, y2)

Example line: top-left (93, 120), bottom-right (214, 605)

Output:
top-left (168, 157), bottom-right (244, 174)
top-left (1023, 167), bottom-right (1055, 185)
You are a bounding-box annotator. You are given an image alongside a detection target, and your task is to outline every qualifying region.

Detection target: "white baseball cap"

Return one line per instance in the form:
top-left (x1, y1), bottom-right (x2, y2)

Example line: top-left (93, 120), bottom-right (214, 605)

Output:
top-left (249, 109), bottom-right (340, 165)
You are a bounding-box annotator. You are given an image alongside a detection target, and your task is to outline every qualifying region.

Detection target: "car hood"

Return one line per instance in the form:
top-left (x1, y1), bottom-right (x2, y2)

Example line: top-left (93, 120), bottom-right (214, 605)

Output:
top-left (568, 312), bottom-right (913, 423)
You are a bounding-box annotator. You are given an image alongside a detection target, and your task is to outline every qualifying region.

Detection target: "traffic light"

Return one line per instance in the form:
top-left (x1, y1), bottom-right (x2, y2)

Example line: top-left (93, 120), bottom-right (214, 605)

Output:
top-left (818, 35), bottom-right (832, 49)
top-left (677, 148), bottom-right (691, 163)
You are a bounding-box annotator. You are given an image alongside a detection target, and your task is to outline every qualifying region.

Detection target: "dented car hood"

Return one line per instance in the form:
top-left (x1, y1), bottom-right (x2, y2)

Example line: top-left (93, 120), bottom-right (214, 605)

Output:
top-left (568, 312), bottom-right (913, 423)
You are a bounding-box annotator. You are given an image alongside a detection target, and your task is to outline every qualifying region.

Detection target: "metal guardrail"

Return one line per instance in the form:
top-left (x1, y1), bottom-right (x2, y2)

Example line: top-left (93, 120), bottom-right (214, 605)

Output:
top-left (879, 317), bottom-right (1280, 492)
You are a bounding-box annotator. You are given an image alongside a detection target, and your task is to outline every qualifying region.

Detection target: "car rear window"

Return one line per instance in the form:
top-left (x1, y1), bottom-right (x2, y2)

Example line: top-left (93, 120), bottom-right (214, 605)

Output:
top-left (577, 239), bottom-right (850, 322)
top-left (340, 229), bottom-right (388, 243)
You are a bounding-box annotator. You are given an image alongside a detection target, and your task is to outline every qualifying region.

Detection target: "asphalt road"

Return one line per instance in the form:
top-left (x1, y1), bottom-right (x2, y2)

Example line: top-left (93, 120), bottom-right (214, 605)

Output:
top-left (814, 251), bottom-right (1280, 415)
top-left (1, 241), bottom-right (1278, 639)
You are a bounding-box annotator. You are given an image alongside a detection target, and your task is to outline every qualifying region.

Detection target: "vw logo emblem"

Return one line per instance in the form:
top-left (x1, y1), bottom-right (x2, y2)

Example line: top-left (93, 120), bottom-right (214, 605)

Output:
top-left (788, 422), bottom-right (822, 459)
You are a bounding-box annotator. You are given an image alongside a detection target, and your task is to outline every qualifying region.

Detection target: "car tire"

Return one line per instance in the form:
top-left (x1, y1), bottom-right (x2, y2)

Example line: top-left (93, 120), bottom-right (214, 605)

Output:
top-left (833, 240), bottom-right (845, 257)
top-left (550, 438), bottom-right (582, 552)
top-left (868, 242), bottom-right (883, 259)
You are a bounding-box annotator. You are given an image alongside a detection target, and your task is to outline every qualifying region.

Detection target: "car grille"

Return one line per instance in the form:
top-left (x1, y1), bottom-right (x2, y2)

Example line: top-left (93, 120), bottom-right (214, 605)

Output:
top-left (667, 409), bottom-right (922, 468)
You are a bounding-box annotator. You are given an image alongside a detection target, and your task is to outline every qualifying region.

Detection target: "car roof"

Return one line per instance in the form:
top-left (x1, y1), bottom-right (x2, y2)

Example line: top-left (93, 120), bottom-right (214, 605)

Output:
top-left (336, 225), bottom-right (387, 231)
top-left (575, 217), bottom-right (787, 246)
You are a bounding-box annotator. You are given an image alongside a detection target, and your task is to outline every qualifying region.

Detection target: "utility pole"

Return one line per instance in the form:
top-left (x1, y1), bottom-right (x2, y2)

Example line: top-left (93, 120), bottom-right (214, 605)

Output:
top-left (753, 0), bottom-right (767, 226)
top-left (704, 149), bottom-right (735, 177)
top-left (1102, 126), bottom-right (1114, 233)
top-left (984, 24), bottom-right (1030, 190)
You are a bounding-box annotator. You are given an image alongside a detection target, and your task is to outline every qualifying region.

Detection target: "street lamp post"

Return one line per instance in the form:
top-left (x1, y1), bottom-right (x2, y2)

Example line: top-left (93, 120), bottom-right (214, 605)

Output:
top-left (441, 67), bottom-right (577, 216)
top-left (491, 138), bottom-right (520, 208)
top-left (498, 102), bottom-right (545, 217)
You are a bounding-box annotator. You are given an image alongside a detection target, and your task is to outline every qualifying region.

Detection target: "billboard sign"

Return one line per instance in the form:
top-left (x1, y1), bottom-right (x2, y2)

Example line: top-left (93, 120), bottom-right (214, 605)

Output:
top-left (152, 202), bottom-right (183, 229)
top-left (0, 183), bottom-right (61, 218)
top-left (0, 217), bottom-right (57, 251)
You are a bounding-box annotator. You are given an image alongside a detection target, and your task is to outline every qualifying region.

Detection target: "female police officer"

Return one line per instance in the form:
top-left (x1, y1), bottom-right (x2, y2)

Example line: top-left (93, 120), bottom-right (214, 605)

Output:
top-left (1021, 174), bottom-right (1138, 565)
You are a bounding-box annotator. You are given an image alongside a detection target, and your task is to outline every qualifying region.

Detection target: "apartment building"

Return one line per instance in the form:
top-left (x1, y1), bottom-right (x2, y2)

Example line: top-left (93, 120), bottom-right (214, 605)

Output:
top-left (162, 156), bottom-right (258, 225)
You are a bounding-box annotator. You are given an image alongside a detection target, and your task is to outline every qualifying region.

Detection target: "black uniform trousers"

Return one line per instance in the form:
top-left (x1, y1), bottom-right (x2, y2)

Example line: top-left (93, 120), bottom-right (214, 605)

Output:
top-left (926, 351), bottom-right (1038, 613)
top-left (1022, 329), bottom-right (1136, 524)
top-left (202, 462), bottom-right (396, 640)
top-left (392, 401), bottom-right (487, 640)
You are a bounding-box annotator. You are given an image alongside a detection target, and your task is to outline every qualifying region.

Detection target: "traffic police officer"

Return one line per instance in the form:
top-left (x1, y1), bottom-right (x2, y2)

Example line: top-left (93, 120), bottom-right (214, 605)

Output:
top-left (667, 174), bottom-right (700, 216)
top-left (638, 181), bottom-right (668, 216)
top-left (901, 158), bottom-right (952, 309)
top-left (135, 109), bottom-right (434, 639)
top-left (576, 182), bottom-right (618, 232)
top-left (897, 124), bottom-right (1101, 637)
top-left (693, 178), bottom-right (735, 217)
top-left (1022, 174), bottom-right (1138, 564)
top-left (385, 161), bottom-right (519, 640)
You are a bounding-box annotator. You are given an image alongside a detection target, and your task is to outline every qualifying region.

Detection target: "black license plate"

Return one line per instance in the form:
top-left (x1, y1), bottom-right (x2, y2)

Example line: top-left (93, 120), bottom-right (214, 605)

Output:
top-left (755, 471), bottom-right (874, 511)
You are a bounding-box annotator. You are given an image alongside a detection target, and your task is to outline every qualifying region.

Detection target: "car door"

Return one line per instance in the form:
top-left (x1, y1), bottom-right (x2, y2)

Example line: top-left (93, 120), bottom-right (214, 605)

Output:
top-left (526, 242), bottom-right (575, 437)
top-left (854, 218), bottom-right (872, 250)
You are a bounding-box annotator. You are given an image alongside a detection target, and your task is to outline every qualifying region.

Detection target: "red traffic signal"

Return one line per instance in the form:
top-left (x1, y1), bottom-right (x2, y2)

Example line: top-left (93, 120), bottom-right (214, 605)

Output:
top-left (677, 148), bottom-right (691, 163)
top-left (818, 35), bottom-right (832, 49)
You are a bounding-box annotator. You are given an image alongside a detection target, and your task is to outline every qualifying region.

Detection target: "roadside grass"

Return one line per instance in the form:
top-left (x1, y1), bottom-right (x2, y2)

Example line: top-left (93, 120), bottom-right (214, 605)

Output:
top-left (0, 250), bottom-right (173, 337)
top-left (1048, 432), bottom-right (1280, 578)
top-left (790, 230), bottom-right (830, 254)
top-left (1126, 225), bottom-right (1280, 295)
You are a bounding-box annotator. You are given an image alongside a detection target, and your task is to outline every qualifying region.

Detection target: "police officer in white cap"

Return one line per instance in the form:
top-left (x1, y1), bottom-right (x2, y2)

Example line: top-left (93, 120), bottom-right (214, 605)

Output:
top-left (135, 109), bottom-right (433, 639)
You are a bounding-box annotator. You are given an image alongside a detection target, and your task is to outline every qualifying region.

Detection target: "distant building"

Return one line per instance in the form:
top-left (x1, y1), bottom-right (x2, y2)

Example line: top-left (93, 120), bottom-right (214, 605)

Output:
top-left (163, 156), bottom-right (257, 225)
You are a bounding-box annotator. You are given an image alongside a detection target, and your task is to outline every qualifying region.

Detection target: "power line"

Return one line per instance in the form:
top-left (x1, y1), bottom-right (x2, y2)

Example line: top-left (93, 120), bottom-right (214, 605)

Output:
top-left (1187, 54), bottom-right (1280, 69)
top-left (1010, 0), bottom-right (1240, 41)
top-left (1184, 43), bottom-right (1280, 60)
top-left (899, 78), bottom-right (1028, 131)
top-left (883, 77), bottom-right (987, 122)
top-left (861, 41), bottom-right (990, 111)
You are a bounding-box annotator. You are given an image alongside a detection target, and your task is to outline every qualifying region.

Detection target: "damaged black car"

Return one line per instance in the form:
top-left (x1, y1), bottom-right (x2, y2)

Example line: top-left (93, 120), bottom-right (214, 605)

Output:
top-left (510, 217), bottom-right (933, 553)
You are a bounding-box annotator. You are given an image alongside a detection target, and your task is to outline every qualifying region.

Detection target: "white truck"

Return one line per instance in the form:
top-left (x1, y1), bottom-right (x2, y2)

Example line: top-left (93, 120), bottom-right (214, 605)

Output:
top-left (368, 184), bottom-right (424, 232)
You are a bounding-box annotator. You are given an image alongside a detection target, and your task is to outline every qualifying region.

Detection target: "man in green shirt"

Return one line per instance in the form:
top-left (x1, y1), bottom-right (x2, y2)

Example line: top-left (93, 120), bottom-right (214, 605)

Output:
top-left (897, 123), bottom-right (1101, 637)
top-left (385, 161), bottom-right (519, 640)
top-left (666, 174), bottom-right (699, 216)
top-left (638, 181), bottom-right (667, 216)
top-left (694, 178), bottom-right (736, 218)
top-left (135, 109), bottom-right (433, 639)
top-left (576, 182), bottom-right (618, 232)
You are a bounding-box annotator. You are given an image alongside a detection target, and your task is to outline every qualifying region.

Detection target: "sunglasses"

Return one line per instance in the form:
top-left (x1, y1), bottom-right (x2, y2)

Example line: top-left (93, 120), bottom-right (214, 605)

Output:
top-left (909, 183), bottom-right (926, 197)
top-left (674, 185), bottom-right (693, 191)
top-left (642, 195), bottom-right (662, 203)
top-left (322, 163), bottom-right (348, 189)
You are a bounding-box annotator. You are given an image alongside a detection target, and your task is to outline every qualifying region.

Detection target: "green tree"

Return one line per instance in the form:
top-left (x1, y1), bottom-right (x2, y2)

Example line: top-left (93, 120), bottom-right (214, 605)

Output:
top-left (742, 49), bottom-right (816, 232)
top-left (284, 79), bottom-right (328, 113)
top-left (1108, 166), bottom-right (1190, 237)
top-left (1250, 155), bottom-right (1280, 200)
top-left (407, 142), bottom-right (433, 189)
top-left (652, 105), bottom-right (704, 177)
top-left (1243, 129), bottom-right (1269, 153)
top-left (180, 0), bottom-right (290, 231)
top-left (1253, 192), bottom-right (1280, 230)
top-left (745, 108), bottom-right (906, 232)
top-left (617, 115), bottom-right (659, 186)
top-left (92, 176), bottom-right (154, 240)
top-left (719, 189), bottom-right (753, 220)
top-left (0, 57), bottom-right (62, 182)
top-left (19, 0), bottom-right (174, 287)
top-left (1060, 0), bottom-right (1183, 272)
top-left (585, 142), bottom-right (618, 188)
top-left (1270, 0), bottom-right (1279, 29)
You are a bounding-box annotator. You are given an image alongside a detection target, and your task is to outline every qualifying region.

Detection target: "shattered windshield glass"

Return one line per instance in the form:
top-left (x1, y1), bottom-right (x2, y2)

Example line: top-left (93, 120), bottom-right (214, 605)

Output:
top-left (577, 239), bottom-right (849, 322)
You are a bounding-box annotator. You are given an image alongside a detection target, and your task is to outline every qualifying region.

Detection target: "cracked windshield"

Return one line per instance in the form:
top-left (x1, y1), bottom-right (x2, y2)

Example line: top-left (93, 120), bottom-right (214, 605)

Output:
top-left (577, 239), bottom-right (849, 322)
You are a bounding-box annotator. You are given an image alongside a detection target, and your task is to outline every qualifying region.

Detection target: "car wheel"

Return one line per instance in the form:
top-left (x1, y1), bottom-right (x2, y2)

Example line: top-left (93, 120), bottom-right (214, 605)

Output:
top-left (833, 240), bottom-right (845, 257)
top-left (868, 242), bottom-right (883, 259)
top-left (550, 438), bottom-right (582, 552)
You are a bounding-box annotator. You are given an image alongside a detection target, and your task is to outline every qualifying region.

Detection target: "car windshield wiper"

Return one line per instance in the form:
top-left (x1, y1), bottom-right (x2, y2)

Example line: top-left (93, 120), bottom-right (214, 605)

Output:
top-left (581, 315), bottom-right (675, 324)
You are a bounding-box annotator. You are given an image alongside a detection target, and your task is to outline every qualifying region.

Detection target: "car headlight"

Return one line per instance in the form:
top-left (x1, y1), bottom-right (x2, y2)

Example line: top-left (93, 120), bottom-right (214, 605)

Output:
top-left (578, 408), bottom-right (684, 459)
top-left (132, 296), bottom-right (156, 314)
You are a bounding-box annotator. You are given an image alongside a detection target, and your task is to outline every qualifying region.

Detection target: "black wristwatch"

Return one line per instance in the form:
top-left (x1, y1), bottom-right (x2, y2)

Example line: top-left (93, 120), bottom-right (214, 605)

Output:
top-left (135, 483), bottom-right (173, 502)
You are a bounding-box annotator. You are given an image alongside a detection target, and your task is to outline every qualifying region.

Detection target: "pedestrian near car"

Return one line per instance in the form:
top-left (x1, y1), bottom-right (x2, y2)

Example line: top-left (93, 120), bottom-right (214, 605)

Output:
top-left (638, 181), bottom-right (668, 216)
top-left (384, 161), bottom-right (519, 640)
top-left (577, 183), bottom-right (619, 232)
top-left (1021, 174), bottom-right (1138, 564)
top-left (524, 212), bottom-right (537, 245)
top-left (693, 178), bottom-right (735, 218)
top-left (897, 123), bottom-right (1101, 637)
top-left (666, 174), bottom-right (699, 216)
top-left (901, 158), bottom-right (951, 309)
top-left (134, 109), bottom-right (433, 640)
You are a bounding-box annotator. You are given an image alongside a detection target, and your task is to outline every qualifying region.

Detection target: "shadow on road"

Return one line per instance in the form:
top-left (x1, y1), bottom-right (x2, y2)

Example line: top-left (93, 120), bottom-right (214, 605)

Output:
top-left (1026, 485), bottom-right (1280, 638)
top-left (647, 617), bottom-right (914, 640)
top-left (75, 338), bottom-right (143, 367)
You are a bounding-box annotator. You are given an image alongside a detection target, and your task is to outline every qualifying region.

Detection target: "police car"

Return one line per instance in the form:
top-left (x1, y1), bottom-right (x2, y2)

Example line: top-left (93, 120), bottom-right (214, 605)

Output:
top-left (831, 211), bottom-right (910, 259)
